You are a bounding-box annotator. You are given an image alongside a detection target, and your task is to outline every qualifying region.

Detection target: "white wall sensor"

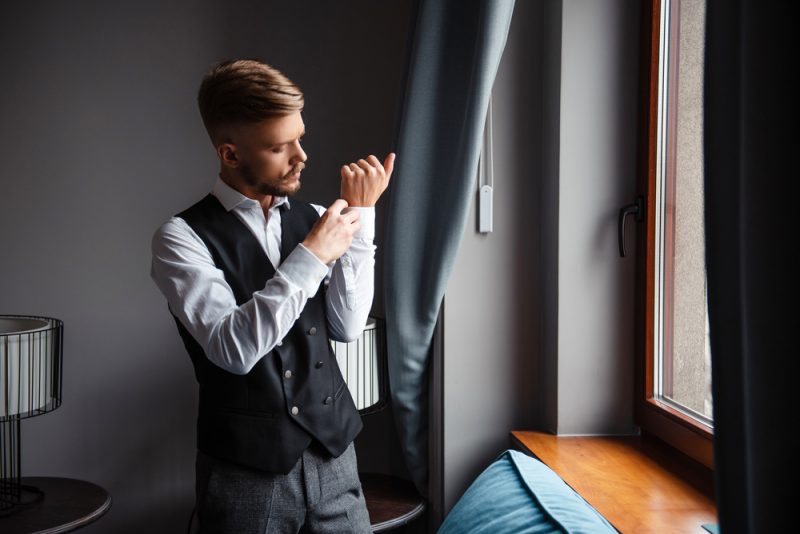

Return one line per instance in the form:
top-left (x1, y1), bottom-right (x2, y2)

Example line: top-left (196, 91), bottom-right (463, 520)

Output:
top-left (479, 184), bottom-right (493, 233)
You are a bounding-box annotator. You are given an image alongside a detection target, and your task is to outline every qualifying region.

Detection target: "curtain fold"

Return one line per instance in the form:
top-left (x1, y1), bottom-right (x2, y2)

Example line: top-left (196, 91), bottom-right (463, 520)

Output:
top-left (705, 1), bottom-right (792, 531)
top-left (384, 0), bottom-right (516, 496)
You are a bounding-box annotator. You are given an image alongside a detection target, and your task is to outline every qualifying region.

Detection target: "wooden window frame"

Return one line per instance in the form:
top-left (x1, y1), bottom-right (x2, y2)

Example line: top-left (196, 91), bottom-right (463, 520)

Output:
top-left (634, 0), bottom-right (714, 469)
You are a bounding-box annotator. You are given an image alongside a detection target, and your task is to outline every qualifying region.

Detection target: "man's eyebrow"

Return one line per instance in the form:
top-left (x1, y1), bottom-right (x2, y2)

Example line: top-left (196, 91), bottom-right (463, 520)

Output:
top-left (271, 130), bottom-right (306, 146)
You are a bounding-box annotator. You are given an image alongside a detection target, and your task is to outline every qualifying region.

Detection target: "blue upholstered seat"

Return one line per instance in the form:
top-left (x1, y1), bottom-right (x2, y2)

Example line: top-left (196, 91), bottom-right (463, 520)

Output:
top-left (438, 449), bottom-right (617, 534)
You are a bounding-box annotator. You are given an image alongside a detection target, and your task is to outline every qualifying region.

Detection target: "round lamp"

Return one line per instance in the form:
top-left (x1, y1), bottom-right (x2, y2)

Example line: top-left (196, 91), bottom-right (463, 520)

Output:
top-left (330, 316), bottom-right (387, 415)
top-left (0, 315), bottom-right (63, 515)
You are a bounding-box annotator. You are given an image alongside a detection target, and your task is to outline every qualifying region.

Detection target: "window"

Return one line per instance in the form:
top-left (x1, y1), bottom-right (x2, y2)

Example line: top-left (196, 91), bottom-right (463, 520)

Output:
top-left (635, 0), bottom-right (713, 467)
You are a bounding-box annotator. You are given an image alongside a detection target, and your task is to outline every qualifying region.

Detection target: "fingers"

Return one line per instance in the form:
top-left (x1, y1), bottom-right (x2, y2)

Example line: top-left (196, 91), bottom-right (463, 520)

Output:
top-left (343, 154), bottom-right (393, 177)
top-left (383, 152), bottom-right (396, 179)
top-left (341, 209), bottom-right (361, 224)
top-left (327, 199), bottom-right (360, 226)
top-left (359, 154), bottom-right (395, 178)
top-left (328, 198), bottom-right (349, 215)
top-left (356, 159), bottom-right (375, 174)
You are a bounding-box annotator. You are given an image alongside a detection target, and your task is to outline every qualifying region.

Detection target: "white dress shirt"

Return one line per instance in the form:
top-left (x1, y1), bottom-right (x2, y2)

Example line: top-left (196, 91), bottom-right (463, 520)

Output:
top-left (151, 177), bottom-right (375, 375)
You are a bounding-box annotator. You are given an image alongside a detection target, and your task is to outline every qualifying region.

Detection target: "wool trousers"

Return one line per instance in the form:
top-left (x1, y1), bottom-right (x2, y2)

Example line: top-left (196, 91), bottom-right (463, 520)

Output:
top-left (194, 440), bottom-right (372, 533)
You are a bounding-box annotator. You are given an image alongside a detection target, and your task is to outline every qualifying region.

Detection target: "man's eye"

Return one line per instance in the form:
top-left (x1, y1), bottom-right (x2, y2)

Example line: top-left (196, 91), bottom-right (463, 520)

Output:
top-left (272, 147), bottom-right (285, 153)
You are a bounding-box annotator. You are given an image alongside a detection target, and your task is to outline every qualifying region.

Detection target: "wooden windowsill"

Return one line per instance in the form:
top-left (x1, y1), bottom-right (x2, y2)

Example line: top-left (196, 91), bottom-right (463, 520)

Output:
top-left (510, 431), bottom-right (716, 533)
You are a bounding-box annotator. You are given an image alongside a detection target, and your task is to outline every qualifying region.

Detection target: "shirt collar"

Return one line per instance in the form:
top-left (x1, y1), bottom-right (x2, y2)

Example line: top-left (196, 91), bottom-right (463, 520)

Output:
top-left (211, 176), bottom-right (291, 212)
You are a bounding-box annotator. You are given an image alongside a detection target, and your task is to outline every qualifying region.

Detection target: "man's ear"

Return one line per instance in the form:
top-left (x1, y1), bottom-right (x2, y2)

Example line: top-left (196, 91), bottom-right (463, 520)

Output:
top-left (217, 142), bottom-right (239, 169)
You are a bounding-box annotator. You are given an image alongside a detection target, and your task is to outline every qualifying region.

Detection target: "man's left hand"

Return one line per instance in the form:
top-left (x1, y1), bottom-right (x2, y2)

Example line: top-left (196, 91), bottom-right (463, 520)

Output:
top-left (340, 152), bottom-right (395, 207)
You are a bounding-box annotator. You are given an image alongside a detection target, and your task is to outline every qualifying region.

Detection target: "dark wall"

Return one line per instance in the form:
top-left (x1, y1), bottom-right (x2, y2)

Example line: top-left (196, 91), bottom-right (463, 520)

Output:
top-left (0, 2), bottom-right (414, 532)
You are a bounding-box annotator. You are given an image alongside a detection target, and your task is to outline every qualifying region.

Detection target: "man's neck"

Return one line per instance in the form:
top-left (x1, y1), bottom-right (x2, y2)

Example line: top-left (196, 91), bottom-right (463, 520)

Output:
top-left (219, 172), bottom-right (274, 211)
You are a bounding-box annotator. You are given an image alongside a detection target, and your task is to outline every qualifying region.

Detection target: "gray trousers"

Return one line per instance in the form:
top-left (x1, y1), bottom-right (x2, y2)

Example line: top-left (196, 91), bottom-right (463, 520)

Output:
top-left (193, 441), bottom-right (372, 533)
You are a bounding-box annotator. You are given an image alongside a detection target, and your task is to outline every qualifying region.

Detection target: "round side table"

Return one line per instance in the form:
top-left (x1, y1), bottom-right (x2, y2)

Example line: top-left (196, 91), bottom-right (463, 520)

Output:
top-left (361, 473), bottom-right (426, 532)
top-left (0, 477), bottom-right (111, 534)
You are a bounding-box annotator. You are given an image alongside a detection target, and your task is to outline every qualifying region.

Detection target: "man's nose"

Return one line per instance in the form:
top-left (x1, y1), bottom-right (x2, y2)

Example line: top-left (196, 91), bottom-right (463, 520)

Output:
top-left (292, 140), bottom-right (307, 163)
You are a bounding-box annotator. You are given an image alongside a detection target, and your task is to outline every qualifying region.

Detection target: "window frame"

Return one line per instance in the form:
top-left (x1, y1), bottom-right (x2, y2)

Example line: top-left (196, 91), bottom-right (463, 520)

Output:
top-left (634, 0), bottom-right (714, 469)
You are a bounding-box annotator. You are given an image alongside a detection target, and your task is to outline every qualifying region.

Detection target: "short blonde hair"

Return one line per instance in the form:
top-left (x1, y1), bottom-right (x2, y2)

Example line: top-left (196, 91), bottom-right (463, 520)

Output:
top-left (197, 59), bottom-right (304, 143)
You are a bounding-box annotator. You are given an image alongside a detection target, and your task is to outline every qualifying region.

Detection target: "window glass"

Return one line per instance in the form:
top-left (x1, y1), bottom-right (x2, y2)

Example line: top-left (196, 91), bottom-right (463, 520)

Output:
top-left (653, 0), bottom-right (712, 426)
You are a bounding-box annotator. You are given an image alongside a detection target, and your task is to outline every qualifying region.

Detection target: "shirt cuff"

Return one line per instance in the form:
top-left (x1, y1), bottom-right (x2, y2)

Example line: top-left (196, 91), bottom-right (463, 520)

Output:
top-left (342, 207), bottom-right (375, 240)
top-left (277, 244), bottom-right (330, 294)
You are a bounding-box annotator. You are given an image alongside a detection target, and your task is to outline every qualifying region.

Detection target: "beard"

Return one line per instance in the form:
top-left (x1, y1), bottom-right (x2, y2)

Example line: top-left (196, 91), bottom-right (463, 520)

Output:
top-left (240, 161), bottom-right (303, 197)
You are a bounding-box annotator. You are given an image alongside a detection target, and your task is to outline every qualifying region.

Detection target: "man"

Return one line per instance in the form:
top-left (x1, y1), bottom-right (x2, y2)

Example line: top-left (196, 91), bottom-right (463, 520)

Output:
top-left (150, 58), bottom-right (394, 533)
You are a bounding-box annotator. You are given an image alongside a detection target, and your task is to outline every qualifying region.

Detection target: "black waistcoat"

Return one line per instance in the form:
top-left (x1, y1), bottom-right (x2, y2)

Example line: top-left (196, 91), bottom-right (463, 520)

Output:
top-left (171, 194), bottom-right (362, 474)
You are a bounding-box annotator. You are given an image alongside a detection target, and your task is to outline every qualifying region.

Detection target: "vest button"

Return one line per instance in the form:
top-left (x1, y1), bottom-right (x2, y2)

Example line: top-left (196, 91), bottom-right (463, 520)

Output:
top-left (323, 396), bottom-right (333, 405)
top-left (315, 361), bottom-right (324, 369)
top-left (284, 370), bottom-right (293, 379)
top-left (308, 327), bottom-right (317, 335)
top-left (291, 406), bottom-right (300, 416)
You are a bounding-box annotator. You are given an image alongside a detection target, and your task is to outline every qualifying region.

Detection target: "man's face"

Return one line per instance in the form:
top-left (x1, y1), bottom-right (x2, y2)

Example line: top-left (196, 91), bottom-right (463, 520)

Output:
top-left (224, 111), bottom-right (307, 198)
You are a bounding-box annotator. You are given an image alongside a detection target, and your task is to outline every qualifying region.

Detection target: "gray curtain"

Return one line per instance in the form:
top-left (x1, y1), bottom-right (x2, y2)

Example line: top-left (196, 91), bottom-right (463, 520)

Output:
top-left (384, 0), bottom-right (516, 496)
top-left (705, 0), bottom-right (792, 531)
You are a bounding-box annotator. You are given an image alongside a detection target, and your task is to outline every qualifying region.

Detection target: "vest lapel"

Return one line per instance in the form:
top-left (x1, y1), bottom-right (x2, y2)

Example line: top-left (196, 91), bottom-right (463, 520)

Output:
top-left (181, 195), bottom-right (276, 304)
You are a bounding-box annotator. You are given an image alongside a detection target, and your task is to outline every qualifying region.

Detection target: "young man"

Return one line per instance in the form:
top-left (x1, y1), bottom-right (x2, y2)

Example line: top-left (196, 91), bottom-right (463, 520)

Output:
top-left (150, 59), bottom-right (394, 533)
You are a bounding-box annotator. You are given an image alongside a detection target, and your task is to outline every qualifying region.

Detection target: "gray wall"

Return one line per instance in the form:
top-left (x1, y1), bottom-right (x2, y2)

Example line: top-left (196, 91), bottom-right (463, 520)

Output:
top-left (442, 0), bottom-right (640, 512)
top-left (0, 1), bottom-right (413, 532)
top-left (556, 0), bottom-right (639, 435)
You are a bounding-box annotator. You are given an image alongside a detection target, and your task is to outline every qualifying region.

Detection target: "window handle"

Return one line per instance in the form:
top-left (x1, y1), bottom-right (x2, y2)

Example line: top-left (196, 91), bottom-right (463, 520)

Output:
top-left (618, 196), bottom-right (644, 258)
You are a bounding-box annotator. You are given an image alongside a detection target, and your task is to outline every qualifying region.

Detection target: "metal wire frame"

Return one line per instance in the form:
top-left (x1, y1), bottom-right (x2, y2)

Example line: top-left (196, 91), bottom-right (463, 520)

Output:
top-left (0, 418), bottom-right (21, 514)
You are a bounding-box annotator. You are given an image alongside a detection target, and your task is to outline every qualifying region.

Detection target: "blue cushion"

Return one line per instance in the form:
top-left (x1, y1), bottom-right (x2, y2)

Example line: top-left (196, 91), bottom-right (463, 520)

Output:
top-left (438, 449), bottom-right (617, 534)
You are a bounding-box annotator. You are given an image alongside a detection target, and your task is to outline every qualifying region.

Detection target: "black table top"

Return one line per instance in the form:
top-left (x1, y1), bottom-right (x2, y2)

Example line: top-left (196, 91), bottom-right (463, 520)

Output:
top-left (0, 477), bottom-right (111, 534)
top-left (360, 472), bottom-right (426, 532)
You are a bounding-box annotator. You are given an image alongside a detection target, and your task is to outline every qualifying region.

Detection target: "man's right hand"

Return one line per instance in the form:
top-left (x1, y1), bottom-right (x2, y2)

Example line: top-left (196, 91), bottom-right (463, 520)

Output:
top-left (302, 199), bottom-right (361, 264)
